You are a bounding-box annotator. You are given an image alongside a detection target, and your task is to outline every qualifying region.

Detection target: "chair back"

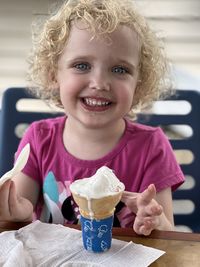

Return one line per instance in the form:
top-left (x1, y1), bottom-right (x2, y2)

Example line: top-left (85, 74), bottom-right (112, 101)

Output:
top-left (0, 87), bottom-right (63, 177)
top-left (1, 88), bottom-right (200, 232)
top-left (138, 89), bottom-right (200, 232)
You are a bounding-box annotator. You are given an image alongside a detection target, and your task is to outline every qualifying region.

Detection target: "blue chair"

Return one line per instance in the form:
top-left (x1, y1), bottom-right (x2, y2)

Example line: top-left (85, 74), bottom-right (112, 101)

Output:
top-left (1, 88), bottom-right (199, 232)
top-left (138, 90), bottom-right (200, 232)
top-left (0, 87), bottom-right (63, 177)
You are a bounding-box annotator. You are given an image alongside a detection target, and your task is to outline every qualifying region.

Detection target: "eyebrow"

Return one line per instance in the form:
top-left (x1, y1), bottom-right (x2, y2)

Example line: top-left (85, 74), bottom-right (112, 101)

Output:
top-left (58, 55), bottom-right (90, 68)
top-left (64, 55), bottom-right (95, 62)
top-left (116, 59), bottom-right (137, 71)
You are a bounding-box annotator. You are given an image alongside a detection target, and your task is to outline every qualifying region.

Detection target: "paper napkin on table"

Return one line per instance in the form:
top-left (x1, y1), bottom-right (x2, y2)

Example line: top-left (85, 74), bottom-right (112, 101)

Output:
top-left (0, 220), bottom-right (165, 267)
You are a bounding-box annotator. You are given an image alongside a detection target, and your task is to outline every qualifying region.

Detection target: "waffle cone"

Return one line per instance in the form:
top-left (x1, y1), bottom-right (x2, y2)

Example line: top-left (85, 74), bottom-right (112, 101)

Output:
top-left (72, 192), bottom-right (123, 220)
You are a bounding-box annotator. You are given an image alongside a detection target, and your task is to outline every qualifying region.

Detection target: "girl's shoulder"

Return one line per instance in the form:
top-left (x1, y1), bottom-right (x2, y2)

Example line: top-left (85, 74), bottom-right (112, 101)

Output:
top-left (125, 118), bottom-right (165, 140)
top-left (22, 115), bottom-right (66, 145)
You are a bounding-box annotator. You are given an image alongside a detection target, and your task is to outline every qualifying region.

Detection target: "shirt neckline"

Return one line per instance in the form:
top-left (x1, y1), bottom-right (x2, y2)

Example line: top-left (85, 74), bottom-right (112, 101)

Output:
top-left (58, 117), bottom-right (132, 168)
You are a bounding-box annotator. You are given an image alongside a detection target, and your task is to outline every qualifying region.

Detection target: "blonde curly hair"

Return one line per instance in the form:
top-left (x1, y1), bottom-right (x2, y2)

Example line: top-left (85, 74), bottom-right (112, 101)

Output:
top-left (28, 0), bottom-right (172, 118)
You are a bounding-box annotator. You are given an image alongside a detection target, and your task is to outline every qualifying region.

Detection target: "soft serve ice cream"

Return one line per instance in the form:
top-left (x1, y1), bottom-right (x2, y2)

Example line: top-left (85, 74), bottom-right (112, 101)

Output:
top-left (70, 166), bottom-right (125, 198)
top-left (70, 166), bottom-right (125, 219)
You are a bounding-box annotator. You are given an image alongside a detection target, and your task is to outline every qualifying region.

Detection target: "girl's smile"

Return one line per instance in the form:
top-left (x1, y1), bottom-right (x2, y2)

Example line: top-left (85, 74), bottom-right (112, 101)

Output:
top-left (80, 96), bottom-right (113, 112)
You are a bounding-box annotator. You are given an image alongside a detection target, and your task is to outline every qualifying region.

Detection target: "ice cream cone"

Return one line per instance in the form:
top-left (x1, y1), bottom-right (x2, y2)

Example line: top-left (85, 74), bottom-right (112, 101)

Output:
top-left (70, 167), bottom-right (125, 252)
top-left (72, 191), bottom-right (123, 220)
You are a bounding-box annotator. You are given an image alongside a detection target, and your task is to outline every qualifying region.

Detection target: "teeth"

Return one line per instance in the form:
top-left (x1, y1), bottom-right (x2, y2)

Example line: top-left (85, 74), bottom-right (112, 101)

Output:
top-left (84, 98), bottom-right (110, 107)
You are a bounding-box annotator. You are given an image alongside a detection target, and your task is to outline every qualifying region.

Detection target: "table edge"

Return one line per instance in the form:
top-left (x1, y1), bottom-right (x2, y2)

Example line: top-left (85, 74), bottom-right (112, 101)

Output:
top-left (1, 221), bottom-right (200, 242)
top-left (112, 227), bottom-right (200, 242)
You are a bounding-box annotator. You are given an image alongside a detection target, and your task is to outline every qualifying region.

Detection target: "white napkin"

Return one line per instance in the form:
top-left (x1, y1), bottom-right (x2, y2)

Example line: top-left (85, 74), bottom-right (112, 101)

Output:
top-left (0, 221), bottom-right (165, 267)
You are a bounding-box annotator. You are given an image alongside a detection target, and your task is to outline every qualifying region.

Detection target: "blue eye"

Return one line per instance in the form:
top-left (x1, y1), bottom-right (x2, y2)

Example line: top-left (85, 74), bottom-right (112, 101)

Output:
top-left (74, 63), bottom-right (90, 71)
top-left (112, 66), bottom-right (128, 74)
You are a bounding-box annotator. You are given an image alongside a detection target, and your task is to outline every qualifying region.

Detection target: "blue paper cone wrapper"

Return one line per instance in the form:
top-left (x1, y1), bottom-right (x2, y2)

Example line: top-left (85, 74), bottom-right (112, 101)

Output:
top-left (80, 215), bottom-right (114, 253)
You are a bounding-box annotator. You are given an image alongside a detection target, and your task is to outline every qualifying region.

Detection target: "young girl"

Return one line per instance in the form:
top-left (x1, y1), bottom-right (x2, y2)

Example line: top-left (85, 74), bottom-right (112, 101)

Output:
top-left (0, 0), bottom-right (184, 236)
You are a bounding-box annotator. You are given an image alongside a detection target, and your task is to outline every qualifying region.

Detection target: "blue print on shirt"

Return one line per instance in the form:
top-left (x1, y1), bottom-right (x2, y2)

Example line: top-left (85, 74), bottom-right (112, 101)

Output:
top-left (43, 171), bottom-right (59, 202)
top-left (42, 171), bottom-right (64, 224)
top-left (41, 171), bottom-right (79, 224)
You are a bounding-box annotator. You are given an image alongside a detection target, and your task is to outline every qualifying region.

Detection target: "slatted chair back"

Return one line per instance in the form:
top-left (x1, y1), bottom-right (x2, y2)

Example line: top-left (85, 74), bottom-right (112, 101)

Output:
top-left (0, 87), bottom-right (63, 177)
top-left (138, 90), bottom-right (200, 232)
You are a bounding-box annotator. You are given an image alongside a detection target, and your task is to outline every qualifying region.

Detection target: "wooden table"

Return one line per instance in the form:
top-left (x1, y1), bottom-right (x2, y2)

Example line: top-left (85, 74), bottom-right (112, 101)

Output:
top-left (112, 227), bottom-right (200, 267)
top-left (1, 221), bottom-right (200, 266)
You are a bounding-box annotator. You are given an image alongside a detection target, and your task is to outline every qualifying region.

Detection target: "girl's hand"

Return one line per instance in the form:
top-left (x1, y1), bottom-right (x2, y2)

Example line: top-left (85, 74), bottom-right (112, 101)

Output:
top-left (121, 184), bottom-right (163, 235)
top-left (0, 179), bottom-right (33, 222)
top-left (134, 184), bottom-right (163, 235)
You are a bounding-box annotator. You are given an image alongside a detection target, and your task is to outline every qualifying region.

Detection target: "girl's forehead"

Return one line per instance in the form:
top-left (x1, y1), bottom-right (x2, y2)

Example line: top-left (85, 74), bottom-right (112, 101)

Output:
top-left (68, 20), bottom-right (140, 48)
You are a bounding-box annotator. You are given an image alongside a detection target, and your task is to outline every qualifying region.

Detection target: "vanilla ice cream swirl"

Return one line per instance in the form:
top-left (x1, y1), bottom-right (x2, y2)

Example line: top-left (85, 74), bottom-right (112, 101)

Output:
top-left (70, 166), bottom-right (125, 199)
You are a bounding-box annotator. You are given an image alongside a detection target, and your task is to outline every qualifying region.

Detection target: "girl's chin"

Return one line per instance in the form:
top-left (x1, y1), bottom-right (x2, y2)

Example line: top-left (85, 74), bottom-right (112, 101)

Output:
top-left (81, 120), bottom-right (107, 129)
top-left (68, 108), bottom-right (118, 129)
top-left (78, 116), bottom-right (113, 129)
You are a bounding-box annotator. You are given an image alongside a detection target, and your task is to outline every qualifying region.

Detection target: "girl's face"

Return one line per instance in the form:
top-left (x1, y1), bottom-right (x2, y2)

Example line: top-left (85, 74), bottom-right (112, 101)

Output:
top-left (56, 22), bottom-right (140, 129)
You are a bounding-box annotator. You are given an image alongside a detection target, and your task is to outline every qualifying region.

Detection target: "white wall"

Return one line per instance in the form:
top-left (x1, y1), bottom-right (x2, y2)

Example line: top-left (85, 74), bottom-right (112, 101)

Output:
top-left (0, 0), bottom-right (200, 92)
top-left (0, 0), bottom-right (48, 92)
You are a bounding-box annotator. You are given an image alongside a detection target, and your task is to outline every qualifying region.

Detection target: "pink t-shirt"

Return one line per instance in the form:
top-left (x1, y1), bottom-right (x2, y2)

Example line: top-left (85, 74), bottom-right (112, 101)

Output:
top-left (16, 116), bottom-right (185, 227)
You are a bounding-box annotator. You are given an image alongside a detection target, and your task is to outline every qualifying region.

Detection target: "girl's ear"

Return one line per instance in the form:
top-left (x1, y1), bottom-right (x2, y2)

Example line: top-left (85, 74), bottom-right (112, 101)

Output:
top-left (51, 79), bottom-right (59, 89)
top-left (49, 70), bottom-right (59, 89)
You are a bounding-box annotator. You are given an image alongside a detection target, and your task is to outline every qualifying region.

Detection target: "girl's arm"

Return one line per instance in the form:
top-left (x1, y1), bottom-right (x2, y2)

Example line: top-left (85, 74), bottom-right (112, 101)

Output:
top-left (121, 184), bottom-right (174, 235)
top-left (155, 186), bottom-right (174, 230)
top-left (0, 173), bottom-right (39, 222)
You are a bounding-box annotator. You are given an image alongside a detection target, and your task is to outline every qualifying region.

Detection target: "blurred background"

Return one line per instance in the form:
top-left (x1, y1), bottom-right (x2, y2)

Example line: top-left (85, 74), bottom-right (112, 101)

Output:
top-left (0, 0), bottom-right (199, 96)
top-left (0, 0), bottom-right (200, 232)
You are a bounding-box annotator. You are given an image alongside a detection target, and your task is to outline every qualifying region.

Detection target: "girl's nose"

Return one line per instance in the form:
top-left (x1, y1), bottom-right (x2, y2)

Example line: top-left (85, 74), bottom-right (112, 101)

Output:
top-left (89, 70), bottom-right (110, 91)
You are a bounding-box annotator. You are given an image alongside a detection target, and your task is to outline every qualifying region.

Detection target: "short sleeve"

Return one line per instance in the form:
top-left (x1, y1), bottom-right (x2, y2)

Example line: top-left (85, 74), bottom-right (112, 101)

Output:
top-left (140, 127), bottom-right (185, 192)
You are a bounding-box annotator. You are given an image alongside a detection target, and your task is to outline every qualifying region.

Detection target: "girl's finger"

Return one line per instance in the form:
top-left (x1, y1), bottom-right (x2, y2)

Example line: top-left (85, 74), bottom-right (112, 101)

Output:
top-left (138, 184), bottom-right (156, 206)
top-left (139, 225), bottom-right (153, 236)
top-left (121, 191), bottom-right (138, 199)
top-left (133, 219), bottom-right (152, 236)
top-left (8, 180), bottom-right (18, 217)
top-left (0, 180), bottom-right (12, 218)
top-left (121, 191), bottom-right (138, 209)
top-left (0, 179), bottom-right (11, 205)
top-left (137, 202), bottom-right (163, 217)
